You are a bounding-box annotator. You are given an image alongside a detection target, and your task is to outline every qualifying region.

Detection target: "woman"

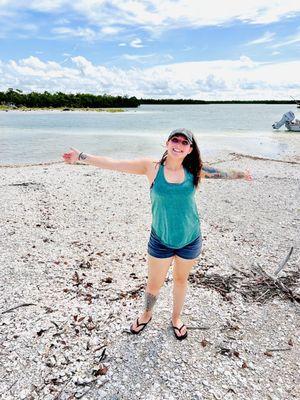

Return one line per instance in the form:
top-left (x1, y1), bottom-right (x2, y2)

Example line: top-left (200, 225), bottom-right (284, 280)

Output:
top-left (62, 128), bottom-right (251, 341)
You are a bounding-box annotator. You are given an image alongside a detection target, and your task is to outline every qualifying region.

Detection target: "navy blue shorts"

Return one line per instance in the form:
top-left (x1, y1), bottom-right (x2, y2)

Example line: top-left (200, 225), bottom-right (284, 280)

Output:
top-left (148, 229), bottom-right (202, 260)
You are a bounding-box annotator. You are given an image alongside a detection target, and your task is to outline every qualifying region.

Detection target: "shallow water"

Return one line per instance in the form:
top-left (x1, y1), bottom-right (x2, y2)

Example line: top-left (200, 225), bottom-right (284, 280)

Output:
top-left (0, 104), bottom-right (299, 164)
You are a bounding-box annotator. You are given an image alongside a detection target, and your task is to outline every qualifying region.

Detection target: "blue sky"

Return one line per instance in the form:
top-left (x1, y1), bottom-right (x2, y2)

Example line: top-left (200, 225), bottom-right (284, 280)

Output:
top-left (1, 1), bottom-right (300, 99)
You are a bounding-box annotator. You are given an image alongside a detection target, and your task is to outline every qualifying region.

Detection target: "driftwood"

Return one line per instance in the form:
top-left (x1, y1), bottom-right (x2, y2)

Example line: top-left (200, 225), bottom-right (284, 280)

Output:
top-left (110, 283), bottom-right (146, 301)
top-left (187, 326), bottom-right (210, 330)
top-left (208, 152), bottom-right (300, 166)
top-left (8, 182), bottom-right (43, 187)
top-left (253, 263), bottom-right (299, 303)
top-left (229, 152), bottom-right (300, 165)
top-left (189, 272), bottom-right (241, 300)
top-left (0, 379), bottom-right (18, 397)
top-left (0, 161), bottom-right (64, 169)
top-left (1, 302), bottom-right (36, 314)
top-left (266, 348), bottom-right (292, 352)
top-left (275, 247), bottom-right (294, 276)
top-left (189, 264), bottom-right (300, 304)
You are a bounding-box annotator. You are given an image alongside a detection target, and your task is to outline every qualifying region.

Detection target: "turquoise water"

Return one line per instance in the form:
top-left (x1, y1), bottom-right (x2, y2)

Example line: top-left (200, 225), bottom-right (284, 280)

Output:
top-left (0, 104), bottom-right (298, 164)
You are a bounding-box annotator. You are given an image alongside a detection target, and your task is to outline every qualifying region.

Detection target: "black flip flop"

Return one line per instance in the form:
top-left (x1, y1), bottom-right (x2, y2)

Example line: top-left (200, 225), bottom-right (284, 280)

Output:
top-left (130, 316), bottom-right (152, 334)
top-left (172, 323), bottom-right (188, 340)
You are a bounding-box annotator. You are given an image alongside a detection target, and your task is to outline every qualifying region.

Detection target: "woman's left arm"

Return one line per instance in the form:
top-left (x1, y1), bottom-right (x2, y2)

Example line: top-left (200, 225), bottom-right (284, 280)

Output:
top-left (201, 164), bottom-right (252, 180)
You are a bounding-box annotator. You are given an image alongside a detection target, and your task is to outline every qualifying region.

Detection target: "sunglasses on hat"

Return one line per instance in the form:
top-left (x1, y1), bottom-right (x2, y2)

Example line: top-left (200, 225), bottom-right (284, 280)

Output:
top-left (170, 137), bottom-right (190, 146)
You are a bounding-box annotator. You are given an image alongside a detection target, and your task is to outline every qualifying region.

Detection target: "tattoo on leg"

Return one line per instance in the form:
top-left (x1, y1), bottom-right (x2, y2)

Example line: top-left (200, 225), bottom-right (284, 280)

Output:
top-left (144, 292), bottom-right (158, 312)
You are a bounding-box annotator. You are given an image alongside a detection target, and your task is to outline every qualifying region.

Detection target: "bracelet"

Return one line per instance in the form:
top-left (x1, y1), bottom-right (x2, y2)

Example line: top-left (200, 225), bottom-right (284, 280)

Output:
top-left (78, 152), bottom-right (88, 161)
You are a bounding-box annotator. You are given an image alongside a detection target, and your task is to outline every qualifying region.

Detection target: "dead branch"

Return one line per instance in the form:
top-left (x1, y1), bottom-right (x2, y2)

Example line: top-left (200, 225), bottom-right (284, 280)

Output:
top-left (275, 247), bottom-right (294, 276)
top-left (266, 348), bottom-right (292, 352)
top-left (229, 152), bottom-right (300, 165)
top-left (187, 326), bottom-right (210, 330)
top-left (1, 303), bottom-right (36, 314)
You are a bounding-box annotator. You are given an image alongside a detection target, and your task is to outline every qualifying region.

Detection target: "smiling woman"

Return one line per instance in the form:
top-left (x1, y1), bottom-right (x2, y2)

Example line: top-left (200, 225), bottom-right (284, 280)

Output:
top-left (62, 127), bottom-right (252, 340)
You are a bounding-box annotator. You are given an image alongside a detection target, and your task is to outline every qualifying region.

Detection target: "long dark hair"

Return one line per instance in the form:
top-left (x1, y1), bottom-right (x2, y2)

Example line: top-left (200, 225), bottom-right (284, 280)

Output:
top-left (157, 133), bottom-right (203, 188)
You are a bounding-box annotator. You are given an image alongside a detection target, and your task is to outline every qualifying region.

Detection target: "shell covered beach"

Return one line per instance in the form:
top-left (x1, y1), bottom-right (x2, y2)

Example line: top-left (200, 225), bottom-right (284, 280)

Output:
top-left (0, 150), bottom-right (299, 400)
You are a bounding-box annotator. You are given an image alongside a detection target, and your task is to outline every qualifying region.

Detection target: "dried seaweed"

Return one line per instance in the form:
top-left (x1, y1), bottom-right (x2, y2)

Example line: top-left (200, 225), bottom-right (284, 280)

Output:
top-left (189, 268), bottom-right (300, 304)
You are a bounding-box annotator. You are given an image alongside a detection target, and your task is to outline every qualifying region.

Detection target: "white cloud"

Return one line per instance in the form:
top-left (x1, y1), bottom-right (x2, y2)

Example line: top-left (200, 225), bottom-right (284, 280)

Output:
top-left (52, 26), bottom-right (98, 41)
top-left (101, 26), bottom-right (121, 35)
top-left (123, 53), bottom-right (155, 62)
top-left (1, 54), bottom-right (300, 99)
top-left (74, 0), bottom-right (300, 29)
top-left (1, 1), bottom-right (300, 37)
top-left (246, 31), bottom-right (275, 46)
top-left (271, 30), bottom-right (300, 48)
top-left (130, 38), bottom-right (144, 48)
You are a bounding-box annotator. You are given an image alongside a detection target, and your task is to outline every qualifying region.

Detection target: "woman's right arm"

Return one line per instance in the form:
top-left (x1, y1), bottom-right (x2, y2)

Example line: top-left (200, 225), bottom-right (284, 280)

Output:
top-left (201, 164), bottom-right (252, 180)
top-left (62, 147), bottom-right (153, 175)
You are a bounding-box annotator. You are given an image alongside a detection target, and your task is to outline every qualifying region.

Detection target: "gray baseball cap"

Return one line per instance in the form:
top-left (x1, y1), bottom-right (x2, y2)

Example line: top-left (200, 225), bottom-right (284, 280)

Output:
top-left (167, 128), bottom-right (193, 144)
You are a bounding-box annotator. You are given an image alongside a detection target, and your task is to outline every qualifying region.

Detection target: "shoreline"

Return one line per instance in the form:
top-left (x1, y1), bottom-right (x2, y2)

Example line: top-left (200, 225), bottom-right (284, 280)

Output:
top-left (0, 107), bottom-right (125, 113)
top-left (0, 152), bottom-right (300, 168)
top-left (1, 150), bottom-right (300, 169)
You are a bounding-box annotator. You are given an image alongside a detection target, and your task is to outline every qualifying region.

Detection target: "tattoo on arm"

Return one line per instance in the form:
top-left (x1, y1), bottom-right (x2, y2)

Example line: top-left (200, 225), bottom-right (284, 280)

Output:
top-left (202, 166), bottom-right (229, 179)
top-left (144, 292), bottom-right (158, 312)
top-left (202, 165), bottom-right (245, 179)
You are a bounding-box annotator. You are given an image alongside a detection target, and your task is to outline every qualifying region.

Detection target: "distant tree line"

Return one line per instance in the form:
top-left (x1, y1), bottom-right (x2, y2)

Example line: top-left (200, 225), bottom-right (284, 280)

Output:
top-left (140, 98), bottom-right (207, 104)
top-left (0, 89), bottom-right (140, 108)
top-left (0, 89), bottom-right (297, 108)
top-left (140, 98), bottom-right (298, 104)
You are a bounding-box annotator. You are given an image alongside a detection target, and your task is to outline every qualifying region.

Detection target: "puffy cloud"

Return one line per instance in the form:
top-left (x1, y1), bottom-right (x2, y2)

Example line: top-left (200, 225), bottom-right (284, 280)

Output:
top-left (1, 55), bottom-right (300, 99)
top-left (52, 27), bottom-right (98, 41)
top-left (100, 26), bottom-right (121, 35)
top-left (71, 0), bottom-right (300, 29)
top-left (1, 1), bottom-right (300, 36)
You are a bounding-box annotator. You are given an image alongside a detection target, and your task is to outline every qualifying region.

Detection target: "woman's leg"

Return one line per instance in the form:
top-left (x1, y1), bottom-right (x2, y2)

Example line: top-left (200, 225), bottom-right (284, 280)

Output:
top-left (130, 254), bottom-right (174, 332)
top-left (172, 255), bottom-right (197, 337)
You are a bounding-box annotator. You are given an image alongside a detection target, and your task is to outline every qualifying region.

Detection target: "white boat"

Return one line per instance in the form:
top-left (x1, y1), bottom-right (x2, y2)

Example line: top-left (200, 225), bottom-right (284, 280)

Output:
top-left (272, 111), bottom-right (300, 132)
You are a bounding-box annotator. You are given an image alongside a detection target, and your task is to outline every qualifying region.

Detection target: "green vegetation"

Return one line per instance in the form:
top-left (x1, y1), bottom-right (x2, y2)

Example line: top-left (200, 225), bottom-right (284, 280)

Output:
top-left (0, 104), bottom-right (124, 112)
top-left (1, 89), bottom-right (298, 110)
top-left (140, 98), bottom-right (298, 104)
top-left (0, 89), bottom-right (139, 109)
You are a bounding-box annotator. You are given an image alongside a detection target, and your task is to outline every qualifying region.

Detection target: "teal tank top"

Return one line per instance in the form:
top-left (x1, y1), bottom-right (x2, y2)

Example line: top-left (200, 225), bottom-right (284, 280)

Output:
top-left (150, 163), bottom-right (201, 249)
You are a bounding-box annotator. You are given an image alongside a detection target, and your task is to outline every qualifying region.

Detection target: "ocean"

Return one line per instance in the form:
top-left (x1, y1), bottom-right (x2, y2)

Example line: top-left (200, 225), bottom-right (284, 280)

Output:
top-left (0, 104), bottom-right (298, 164)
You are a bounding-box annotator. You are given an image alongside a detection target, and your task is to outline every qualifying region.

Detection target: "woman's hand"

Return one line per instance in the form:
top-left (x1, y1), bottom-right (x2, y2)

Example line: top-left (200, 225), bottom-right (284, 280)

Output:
top-left (244, 169), bottom-right (253, 181)
top-left (62, 147), bottom-right (81, 164)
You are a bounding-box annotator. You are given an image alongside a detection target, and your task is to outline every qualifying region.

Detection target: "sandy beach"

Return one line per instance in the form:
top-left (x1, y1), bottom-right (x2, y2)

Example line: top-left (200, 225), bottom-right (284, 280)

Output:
top-left (0, 151), bottom-right (299, 400)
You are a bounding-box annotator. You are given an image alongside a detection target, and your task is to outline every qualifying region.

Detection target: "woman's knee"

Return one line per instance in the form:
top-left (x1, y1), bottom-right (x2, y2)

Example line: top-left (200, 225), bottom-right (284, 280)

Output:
top-left (173, 256), bottom-right (196, 284)
top-left (173, 274), bottom-right (189, 286)
top-left (146, 255), bottom-right (173, 292)
top-left (146, 280), bottom-right (164, 293)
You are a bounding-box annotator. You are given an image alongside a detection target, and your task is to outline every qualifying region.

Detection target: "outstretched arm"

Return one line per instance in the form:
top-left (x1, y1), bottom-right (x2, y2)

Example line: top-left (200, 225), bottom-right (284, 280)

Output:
top-left (62, 147), bottom-right (153, 175)
top-left (201, 164), bottom-right (252, 180)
